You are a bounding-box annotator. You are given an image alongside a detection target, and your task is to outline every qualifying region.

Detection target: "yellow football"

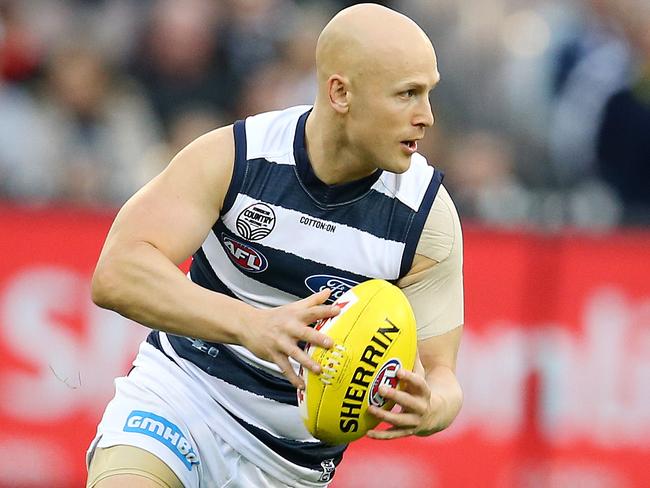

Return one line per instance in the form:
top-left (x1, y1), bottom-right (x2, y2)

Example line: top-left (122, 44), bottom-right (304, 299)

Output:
top-left (297, 279), bottom-right (417, 444)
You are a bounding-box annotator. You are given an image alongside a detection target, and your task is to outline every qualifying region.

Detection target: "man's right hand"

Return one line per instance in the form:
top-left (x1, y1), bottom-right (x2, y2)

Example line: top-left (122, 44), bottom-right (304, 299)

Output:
top-left (240, 289), bottom-right (341, 389)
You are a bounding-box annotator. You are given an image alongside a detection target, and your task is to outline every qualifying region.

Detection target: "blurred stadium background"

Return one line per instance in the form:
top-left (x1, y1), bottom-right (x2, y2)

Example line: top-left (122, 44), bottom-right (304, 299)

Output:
top-left (0, 0), bottom-right (648, 487)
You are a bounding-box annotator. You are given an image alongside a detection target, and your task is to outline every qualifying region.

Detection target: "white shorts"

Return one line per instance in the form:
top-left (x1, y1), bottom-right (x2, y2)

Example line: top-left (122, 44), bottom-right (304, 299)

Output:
top-left (87, 343), bottom-right (326, 488)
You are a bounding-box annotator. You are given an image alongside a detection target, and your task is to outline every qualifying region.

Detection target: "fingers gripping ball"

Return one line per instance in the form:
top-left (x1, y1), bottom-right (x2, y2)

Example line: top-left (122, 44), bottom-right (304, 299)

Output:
top-left (297, 279), bottom-right (417, 444)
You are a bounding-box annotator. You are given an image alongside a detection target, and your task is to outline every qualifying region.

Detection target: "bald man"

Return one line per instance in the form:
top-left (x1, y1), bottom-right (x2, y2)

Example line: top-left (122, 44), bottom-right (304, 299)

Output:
top-left (87, 4), bottom-right (463, 487)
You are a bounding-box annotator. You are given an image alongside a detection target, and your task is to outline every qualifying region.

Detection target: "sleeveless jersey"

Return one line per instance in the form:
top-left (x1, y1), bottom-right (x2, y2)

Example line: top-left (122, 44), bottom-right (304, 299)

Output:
top-left (146, 105), bottom-right (443, 485)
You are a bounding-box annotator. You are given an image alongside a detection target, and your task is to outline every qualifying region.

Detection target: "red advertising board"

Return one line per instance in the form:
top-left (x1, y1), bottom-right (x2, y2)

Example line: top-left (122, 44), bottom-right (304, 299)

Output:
top-left (0, 204), bottom-right (148, 487)
top-left (0, 204), bottom-right (649, 487)
top-left (334, 228), bottom-right (650, 488)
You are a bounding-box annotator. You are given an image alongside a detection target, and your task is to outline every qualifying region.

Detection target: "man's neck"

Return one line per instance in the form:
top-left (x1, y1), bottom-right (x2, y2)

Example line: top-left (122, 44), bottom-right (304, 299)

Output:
top-left (305, 107), bottom-right (377, 186)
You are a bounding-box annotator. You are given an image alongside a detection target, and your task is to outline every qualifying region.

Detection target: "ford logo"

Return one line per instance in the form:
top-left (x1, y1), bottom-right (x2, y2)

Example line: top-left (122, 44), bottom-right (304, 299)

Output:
top-left (305, 275), bottom-right (359, 303)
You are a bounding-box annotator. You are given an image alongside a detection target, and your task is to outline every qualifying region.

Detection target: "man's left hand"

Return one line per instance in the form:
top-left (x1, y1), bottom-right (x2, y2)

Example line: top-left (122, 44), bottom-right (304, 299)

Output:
top-left (366, 363), bottom-right (442, 440)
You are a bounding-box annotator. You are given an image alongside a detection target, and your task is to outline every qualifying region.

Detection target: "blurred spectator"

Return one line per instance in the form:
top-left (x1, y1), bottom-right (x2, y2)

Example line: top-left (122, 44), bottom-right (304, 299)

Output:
top-left (442, 131), bottom-right (533, 227)
top-left (440, 129), bottom-right (621, 230)
top-left (131, 0), bottom-right (231, 130)
top-left (137, 106), bottom-right (227, 185)
top-left (0, 0), bottom-right (647, 227)
top-left (596, 1), bottom-right (650, 225)
top-left (397, 1), bottom-right (555, 191)
top-left (0, 12), bottom-right (50, 201)
top-left (220, 0), bottom-right (297, 110)
top-left (396, 0), bottom-right (500, 133)
top-left (548, 0), bottom-right (632, 185)
top-left (70, 0), bottom-right (145, 67)
top-left (0, 85), bottom-right (52, 202)
top-left (236, 5), bottom-right (327, 116)
top-left (32, 43), bottom-right (162, 206)
top-left (0, 1), bottom-right (42, 83)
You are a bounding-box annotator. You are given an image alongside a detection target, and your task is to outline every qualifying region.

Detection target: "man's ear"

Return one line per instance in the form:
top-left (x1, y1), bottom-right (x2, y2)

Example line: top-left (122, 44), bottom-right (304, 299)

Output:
top-left (328, 75), bottom-right (351, 113)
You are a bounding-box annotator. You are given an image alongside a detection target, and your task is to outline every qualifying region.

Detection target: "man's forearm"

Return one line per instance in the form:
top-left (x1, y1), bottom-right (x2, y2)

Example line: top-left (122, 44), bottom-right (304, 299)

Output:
top-left (422, 364), bottom-right (463, 435)
top-left (91, 240), bottom-right (253, 344)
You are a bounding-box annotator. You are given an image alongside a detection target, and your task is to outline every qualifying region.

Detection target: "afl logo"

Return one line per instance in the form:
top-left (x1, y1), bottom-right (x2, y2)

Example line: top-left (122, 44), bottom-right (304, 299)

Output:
top-left (221, 234), bottom-right (268, 273)
top-left (305, 275), bottom-right (358, 303)
top-left (369, 359), bottom-right (401, 408)
top-left (236, 203), bottom-right (275, 241)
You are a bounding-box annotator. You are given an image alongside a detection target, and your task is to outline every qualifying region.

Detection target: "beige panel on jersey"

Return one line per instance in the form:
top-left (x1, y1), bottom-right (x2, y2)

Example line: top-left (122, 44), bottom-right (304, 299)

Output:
top-left (397, 184), bottom-right (464, 339)
top-left (87, 445), bottom-right (183, 488)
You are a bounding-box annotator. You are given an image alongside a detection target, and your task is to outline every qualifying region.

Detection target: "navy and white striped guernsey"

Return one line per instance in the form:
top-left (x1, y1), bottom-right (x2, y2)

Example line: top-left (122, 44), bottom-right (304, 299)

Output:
top-left (147, 105), bottom-right (443, 483)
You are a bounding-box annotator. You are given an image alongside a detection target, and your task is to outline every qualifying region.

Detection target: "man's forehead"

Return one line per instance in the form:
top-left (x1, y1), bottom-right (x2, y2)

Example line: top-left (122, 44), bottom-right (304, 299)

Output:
top-left (380, 54), bottom-right (440, 86)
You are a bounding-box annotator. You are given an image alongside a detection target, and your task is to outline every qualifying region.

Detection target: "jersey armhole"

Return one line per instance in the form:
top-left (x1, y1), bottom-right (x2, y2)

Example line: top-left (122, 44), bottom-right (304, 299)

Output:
top-left (221, 119), bottom-right (248, 215)
top-left (398, 169), bottom-right (444, 278)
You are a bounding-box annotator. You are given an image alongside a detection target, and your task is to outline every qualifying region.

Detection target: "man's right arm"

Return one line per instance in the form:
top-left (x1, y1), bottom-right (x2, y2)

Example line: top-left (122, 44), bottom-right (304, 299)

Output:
top-left (91, 126), bottom-right (337, 388)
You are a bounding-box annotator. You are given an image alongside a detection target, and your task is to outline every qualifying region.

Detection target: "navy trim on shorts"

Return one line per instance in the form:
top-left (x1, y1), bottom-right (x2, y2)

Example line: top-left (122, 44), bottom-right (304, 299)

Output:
top-left (146, 331), bottom-right (181, 367)
top-left (223, 407), bottom-right (347, 472)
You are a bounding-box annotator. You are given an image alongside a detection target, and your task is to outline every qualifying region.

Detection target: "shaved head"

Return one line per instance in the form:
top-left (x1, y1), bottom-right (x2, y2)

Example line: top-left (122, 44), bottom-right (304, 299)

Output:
top-left (315, 3), bottom-right (437, 87)
top-left (305, 4), bottom-right (440, 184)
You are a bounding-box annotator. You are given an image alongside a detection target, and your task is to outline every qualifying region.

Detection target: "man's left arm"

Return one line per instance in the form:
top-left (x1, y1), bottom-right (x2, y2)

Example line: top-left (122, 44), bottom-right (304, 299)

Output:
top-left (367, 183), bottom-right (464, 439)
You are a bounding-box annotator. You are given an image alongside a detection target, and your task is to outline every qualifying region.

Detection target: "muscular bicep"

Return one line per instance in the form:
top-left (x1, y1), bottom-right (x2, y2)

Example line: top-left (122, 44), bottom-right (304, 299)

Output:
top-left (101, 125), bottom-right (235, 265)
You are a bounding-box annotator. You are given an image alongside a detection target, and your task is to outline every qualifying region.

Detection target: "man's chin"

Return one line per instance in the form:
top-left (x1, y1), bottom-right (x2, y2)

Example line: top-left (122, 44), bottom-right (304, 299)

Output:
top-left (384, 157), bottom-right (412, 174)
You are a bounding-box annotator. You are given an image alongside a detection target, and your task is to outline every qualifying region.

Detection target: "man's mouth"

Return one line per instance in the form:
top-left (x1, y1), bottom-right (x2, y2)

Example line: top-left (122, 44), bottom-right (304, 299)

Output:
top-left (400, 140), bottom-right (418, 154)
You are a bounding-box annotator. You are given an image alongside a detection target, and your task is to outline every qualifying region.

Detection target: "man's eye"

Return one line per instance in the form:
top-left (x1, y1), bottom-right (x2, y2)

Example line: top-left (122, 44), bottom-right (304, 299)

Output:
top-left (403, 90), bottom-right (416, 98)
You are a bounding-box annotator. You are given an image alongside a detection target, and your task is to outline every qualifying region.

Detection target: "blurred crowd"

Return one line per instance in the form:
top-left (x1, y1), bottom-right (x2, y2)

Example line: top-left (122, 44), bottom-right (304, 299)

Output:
top-left (0, 0), bottom-right (648, 228)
